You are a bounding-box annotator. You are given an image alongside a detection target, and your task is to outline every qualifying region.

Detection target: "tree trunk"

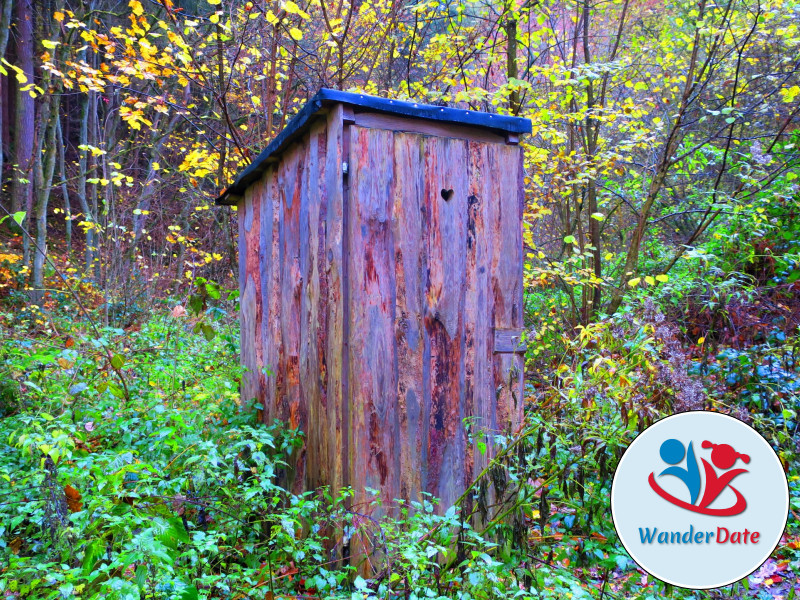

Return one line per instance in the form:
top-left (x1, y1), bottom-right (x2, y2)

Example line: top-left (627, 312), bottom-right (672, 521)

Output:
top-left (30, 0), bottom-right (61, 303)
top-left (32, 93), bottom-right (58, 304)
top-left (89, 87), bottom-right (99, 281)
top-left (56, 115), bottom-right (71, 255)
top-left (76, 89), bottom-right (96, 275)
top-left (0, 0), bottom-right (14, 198)
top-left (10, 0), bottom-right (34, 246)
top-left (505, 15), bottom-right (519, 115)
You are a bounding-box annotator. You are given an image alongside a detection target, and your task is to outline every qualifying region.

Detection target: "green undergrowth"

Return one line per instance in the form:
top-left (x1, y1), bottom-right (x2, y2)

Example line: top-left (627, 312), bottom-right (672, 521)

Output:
top-left (1, 273), bottom-right (798, 599)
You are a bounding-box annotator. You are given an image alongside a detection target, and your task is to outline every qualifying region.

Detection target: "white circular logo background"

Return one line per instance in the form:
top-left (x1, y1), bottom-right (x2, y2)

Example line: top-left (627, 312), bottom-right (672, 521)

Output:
top-left (611, 411), bottom-right (789, 589)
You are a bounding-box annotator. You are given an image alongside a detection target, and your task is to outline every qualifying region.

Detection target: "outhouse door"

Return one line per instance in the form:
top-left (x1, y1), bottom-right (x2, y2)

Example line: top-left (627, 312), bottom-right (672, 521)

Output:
top-left (341, 114), bottom-right (526, 512)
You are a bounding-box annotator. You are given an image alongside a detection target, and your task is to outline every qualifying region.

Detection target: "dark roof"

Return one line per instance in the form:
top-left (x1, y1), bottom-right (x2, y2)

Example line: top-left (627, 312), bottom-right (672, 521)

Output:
top-left (216, 88), bottom-right (532, 205)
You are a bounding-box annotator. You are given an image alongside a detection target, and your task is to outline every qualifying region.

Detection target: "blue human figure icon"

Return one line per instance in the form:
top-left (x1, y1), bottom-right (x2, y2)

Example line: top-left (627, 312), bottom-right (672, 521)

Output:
top-left (658, 438), bottom-right (701, 505)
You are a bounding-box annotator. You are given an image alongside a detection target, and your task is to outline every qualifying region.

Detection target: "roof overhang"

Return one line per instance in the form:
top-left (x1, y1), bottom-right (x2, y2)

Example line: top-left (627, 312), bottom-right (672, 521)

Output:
top-left (215, 88), bottom-right (532, 205)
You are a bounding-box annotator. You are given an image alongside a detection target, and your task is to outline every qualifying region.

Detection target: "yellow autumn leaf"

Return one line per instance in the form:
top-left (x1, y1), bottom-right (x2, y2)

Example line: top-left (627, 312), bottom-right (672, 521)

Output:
top-left (627, 277), bottom-right (641, 287)
top-left (129, 0), bottom-right (144, 16)
top-left (697, 337), bottom-right (705, 345)
top-left (42, 39), bottom-right (58, 49)
top-left (207, 0), bottom-right (222, 4)
top-left (289, 27), bottom-right (303, 41)
top-left (209, 11), bottom-right (220, 23)
top-left (283, 0), bottom-right (310, 18)
top-left (645, 276), bottom-right (655, 285)
top-left (656, 274), bottom-right (669, 283)
top-left (53, 10), bottom-right (65, 21)
top-left (13, 67), bottom-right (28, 85)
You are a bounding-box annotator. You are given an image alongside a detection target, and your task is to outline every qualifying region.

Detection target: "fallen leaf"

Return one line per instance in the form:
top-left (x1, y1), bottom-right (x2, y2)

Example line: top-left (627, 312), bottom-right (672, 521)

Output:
top-left (171, 305), bottom-right (187, 318)
top-left (65, 485), bottom-right (83, 512)
top-left (9, 537), bottom-right (22, 554)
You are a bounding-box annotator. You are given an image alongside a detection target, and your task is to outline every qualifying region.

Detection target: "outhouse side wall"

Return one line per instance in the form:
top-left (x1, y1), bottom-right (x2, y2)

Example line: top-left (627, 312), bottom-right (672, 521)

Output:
top-left (239, 105), bottom-right (347, 496)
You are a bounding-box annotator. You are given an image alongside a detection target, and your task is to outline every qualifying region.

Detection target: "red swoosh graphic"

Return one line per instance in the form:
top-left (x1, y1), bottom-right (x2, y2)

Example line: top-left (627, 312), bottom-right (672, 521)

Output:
top-left (648, 472), bottom-right (747, 516)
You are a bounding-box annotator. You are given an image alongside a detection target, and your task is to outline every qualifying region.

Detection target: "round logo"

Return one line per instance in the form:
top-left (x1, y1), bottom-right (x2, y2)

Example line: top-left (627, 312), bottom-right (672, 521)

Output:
top-left (611, 411), bottom-right (789, 589)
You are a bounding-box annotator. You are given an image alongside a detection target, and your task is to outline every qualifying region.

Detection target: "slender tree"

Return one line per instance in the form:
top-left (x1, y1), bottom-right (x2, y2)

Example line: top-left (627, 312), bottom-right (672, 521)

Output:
top-left (10, 0), bottom-right (34, 249)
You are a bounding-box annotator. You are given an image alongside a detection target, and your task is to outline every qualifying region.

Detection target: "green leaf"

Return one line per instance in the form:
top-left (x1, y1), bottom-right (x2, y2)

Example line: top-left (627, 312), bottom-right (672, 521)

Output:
top-left (180, 586), bottom-right (199, 600)
top-left (563, 235), bottom-right (576, 244)
top-left (12, 211), bottom-right (26, 226)
top-left (205, 282), bottom-right (221, 300)
top-left (111, 354), bottom-right (126, 369)
top-left (134, 565), bottom-right (147, 590)
top-left (202, 324), bottom-right (216, 342)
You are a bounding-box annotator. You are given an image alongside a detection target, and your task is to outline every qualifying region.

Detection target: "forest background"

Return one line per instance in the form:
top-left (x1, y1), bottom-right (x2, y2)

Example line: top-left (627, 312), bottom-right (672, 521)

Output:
top-left (0, 0), bottom-right (799, 598)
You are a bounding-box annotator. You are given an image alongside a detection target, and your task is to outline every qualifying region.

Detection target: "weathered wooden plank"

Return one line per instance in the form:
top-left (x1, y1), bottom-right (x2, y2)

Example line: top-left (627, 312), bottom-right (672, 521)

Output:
top-left (298, 126), bottom-right (313, 490)
top-left (347, 125), bottom-right (401, 514)
top-left (277, 140), bottom-right (306, 493)
top-left (488, 143), bottom-right (525, 435)
top-left (240, 181), bottom-right (263, 411)
top-left (301, 120), bottom-right (330, 491)
top-left (354, 112), bottom-right (506, 145)
top-left (249, 177), bottom-right (266, 418)
top-left (422, 136), bottom-right (468, 511)
top-left (465, 140), bottom-right (495, 511)
top-left (239, 193), bottom-right (258, 409)
top-left (263, 166), bottom-right (282, 426)
top-left (392, 133), bottom-right (426, 505)
top-left (324, 105), bottom-right (345, 499)
top-left (258, 171), bottom-right (272, 420)
top-left (493, 328), bottom-right (527, 353)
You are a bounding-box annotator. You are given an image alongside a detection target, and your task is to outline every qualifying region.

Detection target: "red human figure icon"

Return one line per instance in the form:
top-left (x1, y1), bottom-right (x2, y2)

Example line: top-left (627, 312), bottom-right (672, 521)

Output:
top-left (698, 441), bottom-right (750, 510)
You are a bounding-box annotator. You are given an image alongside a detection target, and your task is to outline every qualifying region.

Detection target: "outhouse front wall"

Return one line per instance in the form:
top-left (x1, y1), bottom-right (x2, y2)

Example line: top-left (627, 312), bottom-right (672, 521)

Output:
top-left (237, 104), bottom-right (525, 512)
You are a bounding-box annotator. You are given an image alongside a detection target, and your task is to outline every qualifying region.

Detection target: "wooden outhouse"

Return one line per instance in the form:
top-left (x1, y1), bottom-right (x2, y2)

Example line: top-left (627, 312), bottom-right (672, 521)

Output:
top-left (217, 89), bottom-right (531, 515)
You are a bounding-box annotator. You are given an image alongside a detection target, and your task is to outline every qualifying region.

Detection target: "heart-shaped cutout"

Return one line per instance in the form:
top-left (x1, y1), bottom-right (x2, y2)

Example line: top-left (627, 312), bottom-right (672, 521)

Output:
top-left (441, 188), bottom-right (454, 201)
